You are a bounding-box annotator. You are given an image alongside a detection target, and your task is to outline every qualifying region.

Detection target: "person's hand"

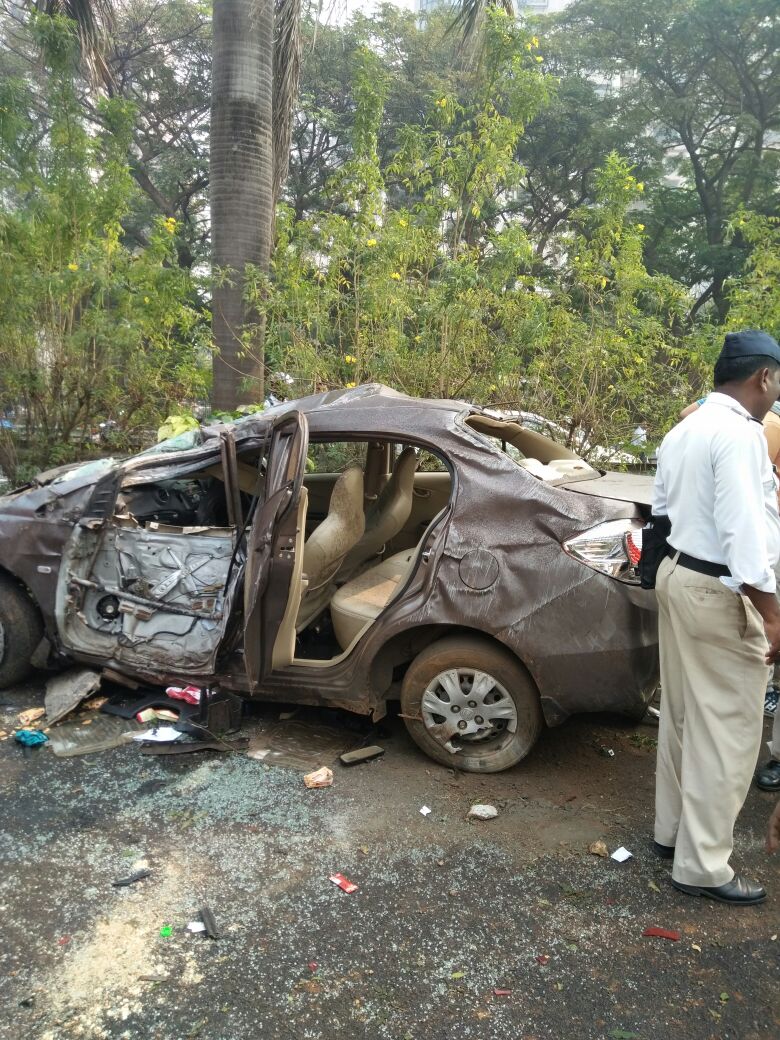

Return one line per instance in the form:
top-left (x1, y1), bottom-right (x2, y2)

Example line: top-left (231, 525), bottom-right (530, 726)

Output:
top-left (768, 801), bottom-right (780, 854)
top-left (763, 617), bottom-right (780, 664)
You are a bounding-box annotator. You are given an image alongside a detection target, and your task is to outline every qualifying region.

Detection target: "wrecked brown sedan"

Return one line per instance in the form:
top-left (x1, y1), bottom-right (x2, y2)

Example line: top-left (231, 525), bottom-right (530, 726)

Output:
top-left (0, 385), bottom-right (658, 772)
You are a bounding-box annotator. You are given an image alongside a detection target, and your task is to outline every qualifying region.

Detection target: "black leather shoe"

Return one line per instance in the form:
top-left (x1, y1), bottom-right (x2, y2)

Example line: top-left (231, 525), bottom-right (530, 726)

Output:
top-left (672, 874), bottom-right (766, 905)
top-left (756, 758), bottom-right (780, 792)
top-left (653, 840), bottom-right (675, 859)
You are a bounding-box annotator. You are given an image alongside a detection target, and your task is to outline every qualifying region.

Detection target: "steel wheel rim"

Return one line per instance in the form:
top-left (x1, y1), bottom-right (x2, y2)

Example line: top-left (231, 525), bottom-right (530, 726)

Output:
top-left (420, 667), bottom-right (518, 754)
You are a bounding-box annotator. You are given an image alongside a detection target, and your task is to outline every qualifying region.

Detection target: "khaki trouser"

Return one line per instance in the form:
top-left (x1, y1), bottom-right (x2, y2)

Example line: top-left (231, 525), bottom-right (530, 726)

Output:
top-left (654, 553), bottom-right (767, 887)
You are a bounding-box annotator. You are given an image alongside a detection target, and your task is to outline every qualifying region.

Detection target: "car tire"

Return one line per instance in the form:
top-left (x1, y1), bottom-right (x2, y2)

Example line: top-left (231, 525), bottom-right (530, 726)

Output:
top-left (0, 574), bottom-right (43, 689)
top-left (400, 635), bottom-right (543, 773)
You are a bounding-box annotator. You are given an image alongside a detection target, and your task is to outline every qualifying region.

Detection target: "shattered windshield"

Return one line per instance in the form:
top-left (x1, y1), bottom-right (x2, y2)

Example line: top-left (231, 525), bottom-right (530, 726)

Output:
top-left (136, 429), bottom-right (204, 456)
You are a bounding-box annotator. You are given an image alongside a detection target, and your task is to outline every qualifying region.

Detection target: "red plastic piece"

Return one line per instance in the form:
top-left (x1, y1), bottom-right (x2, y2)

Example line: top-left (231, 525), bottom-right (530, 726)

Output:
top-left (642, 927), bottom-right (681, 941)
top-left (329, 873), bottom-right (358, 893)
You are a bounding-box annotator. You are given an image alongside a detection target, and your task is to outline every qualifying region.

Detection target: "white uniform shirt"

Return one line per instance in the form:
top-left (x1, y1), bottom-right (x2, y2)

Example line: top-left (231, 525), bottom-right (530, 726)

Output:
top-left (653, 392), bottom-right (780, 594)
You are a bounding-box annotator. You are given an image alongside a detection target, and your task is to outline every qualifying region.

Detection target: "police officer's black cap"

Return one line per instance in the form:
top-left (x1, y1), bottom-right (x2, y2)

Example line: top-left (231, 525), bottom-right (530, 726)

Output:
top-left (719, 329), bottom-right (780, 365)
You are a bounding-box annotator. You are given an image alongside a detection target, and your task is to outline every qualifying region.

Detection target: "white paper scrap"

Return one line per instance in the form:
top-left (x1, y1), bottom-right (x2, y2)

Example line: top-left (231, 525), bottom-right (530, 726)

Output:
top-left (419, 805), bottom-right (432, 816)
top-left (187, 921), bottom-right (206, 933)
top-left (610, 846), bottom-right (633, 862)
top-left (132, 726), bottom-right (185, 743)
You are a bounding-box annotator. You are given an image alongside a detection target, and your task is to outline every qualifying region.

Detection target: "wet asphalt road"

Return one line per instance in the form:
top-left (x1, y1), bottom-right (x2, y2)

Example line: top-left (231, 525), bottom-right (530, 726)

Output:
top-left (0, 681), bottom-right (778, 1040)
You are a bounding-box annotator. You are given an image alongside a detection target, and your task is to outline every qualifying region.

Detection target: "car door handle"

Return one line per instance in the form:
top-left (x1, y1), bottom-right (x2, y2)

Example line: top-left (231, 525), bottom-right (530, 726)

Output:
top-left (413, 488), bottom-right (432, 499)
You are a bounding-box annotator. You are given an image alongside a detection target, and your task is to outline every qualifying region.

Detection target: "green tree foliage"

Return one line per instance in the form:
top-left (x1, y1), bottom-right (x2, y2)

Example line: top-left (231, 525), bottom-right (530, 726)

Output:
top-left (0, 16), bottom-right (209, 480)
top-left (260, 15), bottom-right (697, 456)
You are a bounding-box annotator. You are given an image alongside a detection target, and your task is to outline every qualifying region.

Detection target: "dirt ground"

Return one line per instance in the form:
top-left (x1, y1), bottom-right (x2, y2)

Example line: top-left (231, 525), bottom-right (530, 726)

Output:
top-left (0, 677), bottom-right (778, 1040)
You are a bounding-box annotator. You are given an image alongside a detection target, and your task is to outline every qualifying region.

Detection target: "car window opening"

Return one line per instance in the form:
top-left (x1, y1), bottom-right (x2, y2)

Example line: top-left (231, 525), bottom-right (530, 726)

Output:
top-left (464, 414), bottom-right (599, 483)
top-left (290, 439), bottom-right (452, 667)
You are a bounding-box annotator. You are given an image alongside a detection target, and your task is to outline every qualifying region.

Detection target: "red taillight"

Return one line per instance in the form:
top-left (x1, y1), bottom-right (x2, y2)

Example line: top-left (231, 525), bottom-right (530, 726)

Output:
top-left (625, 530), bottom-right (642, 567)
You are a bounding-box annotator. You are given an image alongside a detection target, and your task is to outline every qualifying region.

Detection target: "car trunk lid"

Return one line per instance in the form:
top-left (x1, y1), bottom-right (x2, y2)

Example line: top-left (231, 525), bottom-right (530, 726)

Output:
top-left (557, 471), bottom-right (653, 507)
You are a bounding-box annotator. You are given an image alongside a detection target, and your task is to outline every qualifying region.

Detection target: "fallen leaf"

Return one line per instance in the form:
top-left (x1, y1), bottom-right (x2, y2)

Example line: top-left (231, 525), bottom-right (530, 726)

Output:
top-left (450, 971), bottom-right (466, 979)
top-left (719, 992), bottom-right (729, 1003)
top-left (647, 880), bottom-right (661, 893)
top-left (589, 840), bottom-right (609, 858)
top-left (18, 707), bottom-right (45, 726)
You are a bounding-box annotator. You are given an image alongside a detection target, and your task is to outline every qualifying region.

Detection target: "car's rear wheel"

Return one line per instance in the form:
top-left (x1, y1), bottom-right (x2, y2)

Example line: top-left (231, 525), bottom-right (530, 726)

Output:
top-left (0, 575), bottom-right (43, 688)
top-left (400, 635), bottom-right (543, 773)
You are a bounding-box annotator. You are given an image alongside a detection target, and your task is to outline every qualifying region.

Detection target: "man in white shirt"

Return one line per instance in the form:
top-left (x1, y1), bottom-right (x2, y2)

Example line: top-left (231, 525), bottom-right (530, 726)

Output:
top-left (652, 329), bottom-right (780, 906)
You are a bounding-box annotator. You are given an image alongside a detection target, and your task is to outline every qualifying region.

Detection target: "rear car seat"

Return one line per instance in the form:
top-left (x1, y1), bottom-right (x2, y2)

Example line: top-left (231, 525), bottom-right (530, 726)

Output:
top-left (330, 548), bottom-right (415, 650)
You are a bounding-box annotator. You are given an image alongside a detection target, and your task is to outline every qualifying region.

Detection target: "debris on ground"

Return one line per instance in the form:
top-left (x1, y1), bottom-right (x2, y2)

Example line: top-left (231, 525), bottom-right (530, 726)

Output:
top-left (419, 805), bottom-right (432, 816)
top-left (17, 707), bottom-right (45, 727)
top-left (44, 668), bottom-right (102, 726)
top-left (165, 684), bottom-right (202, 705)
top-left (599, 745), bottom-right (616, 758)
top-left (159, 924), bottom-right (173, 938)
top-left (642, 927), bottom-right (681, 941)
top-left (131, 726), bottom-right (184, 743)
top-left (48, 714), bottom-right (141, 757)
top-left (468, 804), bottom-right (499, 820)
top-left (307, 962), bottom-right (318, 972)
top-left (139, 737), bottom-right (250, 756)
top-left (329, 873), bottom-right (358, 893)
top-left (304, 766), bottom-right (334, 788)
top-left (136, 707), bottom-right (179, 724)
top-left (588, 840), bottom-right (609, 858)
top-left (187, 921), bottom-right (206, 934)
top-left (14, 728), bottom-right (49, 747)
top-left (339, 745), bottom-right (385, 766)
top-left (82, 695), bottom-right (108, 711)
top-left (112, 869), bottom-right (152, 888)
top-left (493, 988), bottom-right (512, 996)
top-left (200, 906), bottom-right (220, 939)
top-left (536, 954), bottom-right (550, 965)
top-left (610, 846), bottom-right (633, 862)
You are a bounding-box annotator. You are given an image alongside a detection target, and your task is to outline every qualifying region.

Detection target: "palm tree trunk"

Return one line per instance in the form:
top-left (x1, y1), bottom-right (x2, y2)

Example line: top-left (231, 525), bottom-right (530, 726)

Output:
top-left (211, 0), bottom-right (273, 410)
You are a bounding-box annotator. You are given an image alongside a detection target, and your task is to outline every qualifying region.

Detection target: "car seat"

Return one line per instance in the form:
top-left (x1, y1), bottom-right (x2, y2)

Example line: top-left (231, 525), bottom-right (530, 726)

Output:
top-left (330, 548), bottom-right (416, 649)
top-left (295, 465), bottom-right (365, 631)
top-left (339, 447), bottom-right (418, 579)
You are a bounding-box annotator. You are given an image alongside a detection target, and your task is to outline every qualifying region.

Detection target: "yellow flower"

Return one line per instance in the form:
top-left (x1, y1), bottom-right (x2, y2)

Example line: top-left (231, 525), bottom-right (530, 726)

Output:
top-left (345, 381), bottom-right (356, 389)
top-left (144, 296), bottom-right (150, 304)
top-left (390, 272), bottom-right (402, 281)
top-left (636, 182), bottom-right (645, 192)
top-left (525, 43), bottom-right (532, 51)
top-left (600, 277), bottom-right (608, 288)
top-left (636, 223), bottom-right (645, 232)
top-left (67, 262), bottom-right (79, 272)
top-left (398, 218), bottom-right (408, 228)
top-left (535, 55), bottom-right (543, 63)
top-left (164, 217), bottom-right (177, 234)
top-left (532, 35), bottom-right (539, 47)
top-left (343, 354), bottom-right (357, 364)
top-left (366, 238), bottom-right (377, 247)
top-left (436, 98), bottom-right (447, 108)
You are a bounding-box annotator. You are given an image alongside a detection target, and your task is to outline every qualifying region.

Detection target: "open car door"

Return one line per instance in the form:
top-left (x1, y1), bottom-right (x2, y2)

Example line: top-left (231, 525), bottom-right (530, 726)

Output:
top-left (243, 409), bottom-right (308, 691)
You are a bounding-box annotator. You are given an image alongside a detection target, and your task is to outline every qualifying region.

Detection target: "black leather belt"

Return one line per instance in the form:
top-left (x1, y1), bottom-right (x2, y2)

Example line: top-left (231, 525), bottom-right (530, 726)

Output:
top-left (671, 549), bottom-right (731, 579)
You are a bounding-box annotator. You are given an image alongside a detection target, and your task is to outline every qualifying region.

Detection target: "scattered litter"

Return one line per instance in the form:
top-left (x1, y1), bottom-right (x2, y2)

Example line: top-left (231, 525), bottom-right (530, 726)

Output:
top-left (419, 805), bottom-right (432, 816)
top-left (49, 713), bottom-right (142, 757)
top-left (0, 731), bottom-right (8, 740)
top-left (691, 943), bottom-right (702, 952)
top-left (187, 921), bottom-right (206, 934)
top-left (304, 766), bottom-right (334, 789)
top-left (359, 846), bottom-right (369, 856)
top-left (159, 924), bottom-right (173, 938)
top-left (339, 745), bottom-right (385, 766)
top-left (112, 869), bottom-right (152, 888)
top-left (136, 707), bottom-right (179, 724)
top-left (17, 707), bottom-right (45, 726)
top-left (599, 745), bottom-right (616, 758)
top-left (83, 695), bottom-right (108, 711)
top-left (14, 728), bottom-right (49, 747)
top-left (279, 709), bottom-right (298, 720)
top-left (536, 954), bottom-right (550, 965)
top-left (588, 840), bottom-right (609, 858)
top-left (45, 668), bottom-right (102, 726)
top-left (642, 927), bottom-right (680, 941)
top-left (131, 726), bottom-right (184, 743)
top-left (139, 975), bottom-right (170, 983)
top-left (57, 936), bottom-right (71, 946)
top-left (493, 988), bottom-right (512, 996)
top-left (165, 684), bottom-right (202, 705)
top-left (648, 879), bottom-right (661, 893)
top-left (18, 995), bottom-right (35, 1008)
top-left (610, 846), bottom-right (633, 862)
top-left (200, 906), bottom-right (220, 940)
top-left (329, 873), bottom-right (358, 893)
top-left (450, 970), bottom-right (466, 979)
top-left (308, 962), bottom-right (318, 972)
top-left (468, 804), bottom-right (498, 820)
